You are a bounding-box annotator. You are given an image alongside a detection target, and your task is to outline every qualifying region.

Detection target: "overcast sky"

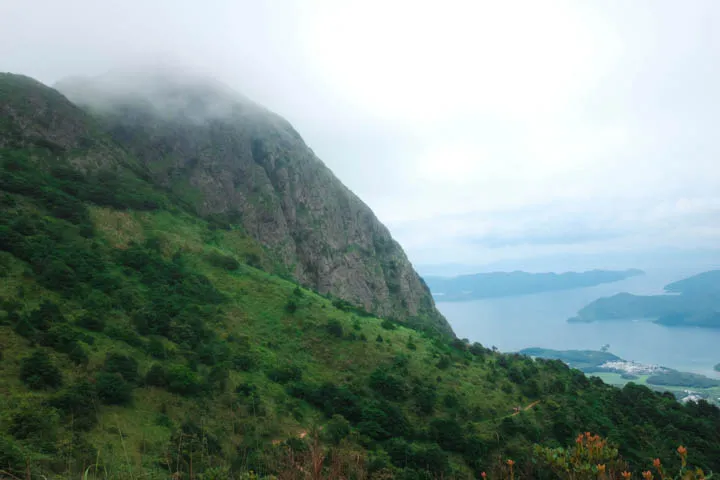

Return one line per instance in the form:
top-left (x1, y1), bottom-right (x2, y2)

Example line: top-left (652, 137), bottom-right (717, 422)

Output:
top-left (2, 0), bottom-right (720, 270)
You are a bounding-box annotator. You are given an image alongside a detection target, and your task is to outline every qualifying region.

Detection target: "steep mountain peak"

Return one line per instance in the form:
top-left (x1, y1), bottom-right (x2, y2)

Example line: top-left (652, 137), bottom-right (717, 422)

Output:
top-left (52, 70), bottom-right (452, 336)
top-left (55, 67), bottom-right (266, 125)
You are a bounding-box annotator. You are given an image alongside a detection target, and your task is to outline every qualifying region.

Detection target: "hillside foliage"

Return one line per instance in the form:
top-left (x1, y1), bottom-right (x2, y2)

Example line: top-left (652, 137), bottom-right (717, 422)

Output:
top-left (1, 74), bottom-right (720, 479)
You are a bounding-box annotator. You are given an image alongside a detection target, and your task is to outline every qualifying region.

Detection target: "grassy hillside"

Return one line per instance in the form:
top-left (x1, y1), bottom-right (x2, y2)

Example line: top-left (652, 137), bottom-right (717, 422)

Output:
top-left (1, 76), bottom-right (720, 479)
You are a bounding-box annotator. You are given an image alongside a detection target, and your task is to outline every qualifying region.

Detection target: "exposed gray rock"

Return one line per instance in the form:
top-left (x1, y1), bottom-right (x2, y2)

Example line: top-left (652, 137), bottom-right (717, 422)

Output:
top-left (56, 71), bottom-right (452, 336)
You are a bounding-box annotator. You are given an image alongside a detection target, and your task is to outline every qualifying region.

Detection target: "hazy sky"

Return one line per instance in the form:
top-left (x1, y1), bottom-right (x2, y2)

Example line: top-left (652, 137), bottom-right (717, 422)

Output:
top-left (2, 0), bottom-right (720, 269)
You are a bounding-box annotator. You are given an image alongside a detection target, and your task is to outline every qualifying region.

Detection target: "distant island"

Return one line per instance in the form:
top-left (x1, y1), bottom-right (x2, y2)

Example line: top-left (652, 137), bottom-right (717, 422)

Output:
top-left (520, 347), bottom-right (720, 405)
top-left (424, 269), bottom-right (644, 301)
top-left (716, 363), bottom-right (720, 372)
top-left (519, 347), bottom-right (621, 372)
top-left (569, 270), bottom-right (720, 328)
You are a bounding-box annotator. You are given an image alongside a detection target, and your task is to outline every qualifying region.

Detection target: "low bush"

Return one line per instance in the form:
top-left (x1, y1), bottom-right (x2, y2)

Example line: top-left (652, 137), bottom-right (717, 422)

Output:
top-left (20, 350), bottom-right (62, 390)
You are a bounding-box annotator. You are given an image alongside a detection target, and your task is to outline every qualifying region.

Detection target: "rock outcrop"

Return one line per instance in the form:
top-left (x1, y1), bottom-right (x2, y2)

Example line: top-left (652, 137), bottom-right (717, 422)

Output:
top-left (53, 70), bottom-right (452, 335)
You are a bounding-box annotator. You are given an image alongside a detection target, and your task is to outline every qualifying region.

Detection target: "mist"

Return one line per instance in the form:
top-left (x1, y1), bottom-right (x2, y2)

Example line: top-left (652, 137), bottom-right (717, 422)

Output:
top-left (3, 0), bottom-right (720, 271)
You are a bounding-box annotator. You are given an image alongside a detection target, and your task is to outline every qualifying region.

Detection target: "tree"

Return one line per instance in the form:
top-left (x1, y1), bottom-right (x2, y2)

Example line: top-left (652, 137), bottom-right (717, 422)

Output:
top-left (166, 364), bottom-right (201, 396)
top-left (95, 372), bottom-right (133, 405)
top-left (324, 414), bottom-right (351, 445)
top-left (103, 353), bottom-right (139, 384)
top-left (145, 364), bottom-right (168, 387)
top-left (20, 350), bottom-right (62, 390)
top-left (326, 319), bottom-right (344, 338)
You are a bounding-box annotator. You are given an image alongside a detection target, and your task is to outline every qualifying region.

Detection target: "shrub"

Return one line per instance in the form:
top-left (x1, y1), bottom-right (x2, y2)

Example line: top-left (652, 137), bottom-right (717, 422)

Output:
top-left (198, 340), bottom-right (231, 366)
top-left (326, 319), bottom-right (344, 338)
top-left (206, 365), bottom-right (230, 393)
top-left (14, 301), bottom-right (65, 340)
top-left (95, 372), bottom-right (133, 405)
top-left (0, 436), bottom-right (24, 473)
top-left (469, 342), bottom-right (486, 357)
top-left (20, 350), bottom-right (62, 390)
top-left (76, 313), bottom-right (105, 331)
top-left (451, 338), bottom-right (469, 351)
top-left (146, 336), bottom-right (168, 359)
top-left (38, 260), bottom-right (78, 293)
top-left (359, 401), bottom-right (411, 440)
top-left (8, 407), bottom-right (57, 442)
top-left (41, 323), bottom-right (81, 352)
top-left (166, 364), bottom-right (201, 396)
top-left (205, 251), bottom-right (240, 271)
top-left (385, 437), bottom-right (414, 467)
top-left (381, 319), bottom-right (397, 330)
top-left (413, 384), bottom-right (437, 415)
top-left (68, 344), bottom-right (89, 366)
top-left (429, 418), bottom-right (466, 452)
top-left (285, 299), bottom-right (298, 314)
top-left (103, 353), bottom-right (139, 384)
top-left (412, 444), bottom-right (449, 476)
top-left (145, 364), bottom-right (168, 387)
top-left (235, 383), bottom-right (259, 400)
top-left (436, 355), bottom-right (451, 370)
top-left (369, 369), bottom-right (409, 401)
top-left (49, 380), bottom-right (98, 430)
top-left (232, 353), bottom-right (257, 371)
top-left (105, 324), bottom-right (145, 348)
top-left (267, 364), bottom-right (302, 384)
top-left (324, 414), bottom-right (351, 445)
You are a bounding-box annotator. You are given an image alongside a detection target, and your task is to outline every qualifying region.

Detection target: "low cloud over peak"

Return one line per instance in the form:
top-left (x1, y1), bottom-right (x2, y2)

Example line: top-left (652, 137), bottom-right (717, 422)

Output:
top-left (2, 0), bottom-right (719, 269)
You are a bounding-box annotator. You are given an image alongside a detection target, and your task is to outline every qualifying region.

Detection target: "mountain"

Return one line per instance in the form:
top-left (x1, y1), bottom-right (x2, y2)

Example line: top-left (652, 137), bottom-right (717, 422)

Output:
top-left (418, 249), bottom-right (720, 276)
top-left (53, 70), bottom-right (450, 337)
top-left (570, 270), bottom-right (720, 328)
top-left (1, 72), bottom-right (720, 478)
top-left (424, 269), bottom-right (643, 301)
top-left (664, 270), bottom-right (720, 295)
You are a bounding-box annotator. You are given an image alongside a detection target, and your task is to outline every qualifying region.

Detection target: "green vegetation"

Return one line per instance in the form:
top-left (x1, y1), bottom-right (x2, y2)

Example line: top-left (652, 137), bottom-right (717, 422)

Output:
top-left (522, 348), bottom-right (720, 406)
top-left (1, 72), bottom-right (720, 479)
top-left (425, 269), bottom-right (644, 301)
top-left (647, 370), bottom-right (720, 389)
top-left (519, 348), bottom-right (621, 372)
top-left (570, 270), bottom-right (720, 328)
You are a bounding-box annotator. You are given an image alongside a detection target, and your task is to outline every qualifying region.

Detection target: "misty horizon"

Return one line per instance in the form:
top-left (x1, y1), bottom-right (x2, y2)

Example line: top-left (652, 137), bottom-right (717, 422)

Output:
top-left (3, 0), bottom-right (720, 269)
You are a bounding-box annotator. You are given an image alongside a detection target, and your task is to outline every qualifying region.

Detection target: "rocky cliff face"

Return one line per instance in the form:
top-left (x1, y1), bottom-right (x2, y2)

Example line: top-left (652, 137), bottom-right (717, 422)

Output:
top-left (54, 71), bottom-right (452, 336)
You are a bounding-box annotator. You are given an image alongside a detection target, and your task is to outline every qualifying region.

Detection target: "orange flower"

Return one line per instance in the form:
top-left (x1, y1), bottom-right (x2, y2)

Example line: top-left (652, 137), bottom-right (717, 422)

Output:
top-left (481, 473), bottom-right (487, 479)
top-left (653, 458), bottom-right (661, 469)
top-left (597, 464), bottom-right (606, 473)
top-left (642, 471), bottom-right (653, 480)
top-left (677, 445), bottom-right (688, 467)
top-left (621, 472), bottom-right (632, 479)
top-left (506, 459), bottom-right (515, 467)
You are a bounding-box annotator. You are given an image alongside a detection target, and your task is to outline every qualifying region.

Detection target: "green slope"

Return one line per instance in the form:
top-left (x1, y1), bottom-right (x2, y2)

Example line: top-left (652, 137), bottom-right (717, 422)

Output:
top-left (1, 73), bottom-right (720, 479)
